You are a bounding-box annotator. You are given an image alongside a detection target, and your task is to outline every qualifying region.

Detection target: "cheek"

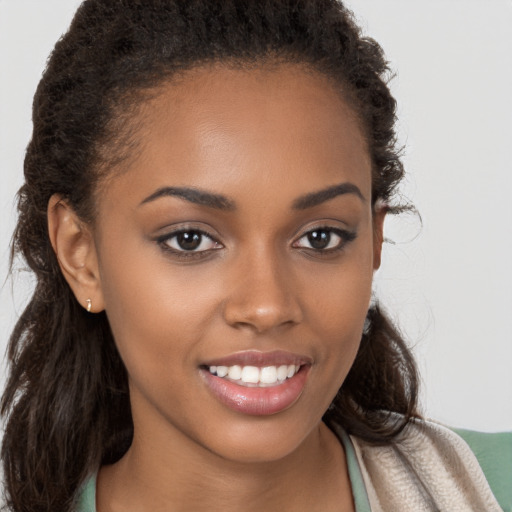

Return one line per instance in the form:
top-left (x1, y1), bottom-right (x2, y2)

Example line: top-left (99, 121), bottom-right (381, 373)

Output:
top-left (96, 247), bottom-right (226, 436)
top-left (298, 237), bottom-right (375, 398)
top-left (314, 277), bottom-right (370, 373)
top-left (99, 230), bottom-right (218, 324)
top-left (306, 242), bottom-right (374, 334)
top-left (96, 237), bottom-right (223, 383)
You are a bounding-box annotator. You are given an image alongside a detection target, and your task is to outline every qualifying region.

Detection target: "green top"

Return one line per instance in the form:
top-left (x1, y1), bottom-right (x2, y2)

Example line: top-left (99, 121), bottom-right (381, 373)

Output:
top-left (76, 428), bottom-right (512, 512)
top-left (453, 428), bottom-right (512, 512)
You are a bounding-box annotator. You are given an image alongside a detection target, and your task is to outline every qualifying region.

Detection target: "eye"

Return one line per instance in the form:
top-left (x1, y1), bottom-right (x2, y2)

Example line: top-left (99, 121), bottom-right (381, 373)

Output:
top-left (159, 229), bottom-right (222, 253)
top-left (293, 227), bottom-right (356, 252)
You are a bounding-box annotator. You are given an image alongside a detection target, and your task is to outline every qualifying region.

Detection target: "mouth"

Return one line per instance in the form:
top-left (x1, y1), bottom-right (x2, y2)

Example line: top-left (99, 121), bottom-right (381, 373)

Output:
top-left (199, 351), bottom-right (312, 416)
top-left (203, 364), bottom-right (301, 388)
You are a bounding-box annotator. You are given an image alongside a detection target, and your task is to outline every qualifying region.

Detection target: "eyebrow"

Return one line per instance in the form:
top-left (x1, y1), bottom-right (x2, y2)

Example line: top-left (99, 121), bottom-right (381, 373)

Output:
top-left (292, 182), bottom-right (366, 210)
top-left (140, 186), bottom-right (235, 210)
top-left (140, 181), bottom-right (365, 211)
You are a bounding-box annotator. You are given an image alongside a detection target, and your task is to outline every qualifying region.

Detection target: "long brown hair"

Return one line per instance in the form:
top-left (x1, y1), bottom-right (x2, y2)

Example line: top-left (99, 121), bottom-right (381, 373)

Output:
top-left (2, 1), bottom-right (419, 510)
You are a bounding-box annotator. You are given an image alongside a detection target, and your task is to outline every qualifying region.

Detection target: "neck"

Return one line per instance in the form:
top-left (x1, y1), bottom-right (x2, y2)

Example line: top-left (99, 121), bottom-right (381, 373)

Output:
top-left (97, 421), bottom-right (353, 512)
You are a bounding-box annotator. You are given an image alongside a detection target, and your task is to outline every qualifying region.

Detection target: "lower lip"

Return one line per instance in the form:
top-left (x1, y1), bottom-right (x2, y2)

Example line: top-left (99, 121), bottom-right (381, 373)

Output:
top-left (200, 366), bottom-right (310, 416)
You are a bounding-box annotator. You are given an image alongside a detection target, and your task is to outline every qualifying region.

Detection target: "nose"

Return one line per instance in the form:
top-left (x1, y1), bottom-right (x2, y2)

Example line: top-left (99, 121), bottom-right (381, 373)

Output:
top-left (222, 249), bottom-right (303, 334)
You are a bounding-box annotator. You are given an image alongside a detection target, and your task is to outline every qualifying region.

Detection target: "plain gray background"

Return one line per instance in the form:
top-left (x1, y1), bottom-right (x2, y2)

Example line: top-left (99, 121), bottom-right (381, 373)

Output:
top-left (1, 0), bottom-right (511, 433)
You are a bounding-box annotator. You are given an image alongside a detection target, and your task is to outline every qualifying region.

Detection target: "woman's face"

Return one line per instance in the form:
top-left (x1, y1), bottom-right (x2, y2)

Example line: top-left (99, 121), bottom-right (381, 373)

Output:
top-left (93, 64), bottom-right (383, 463)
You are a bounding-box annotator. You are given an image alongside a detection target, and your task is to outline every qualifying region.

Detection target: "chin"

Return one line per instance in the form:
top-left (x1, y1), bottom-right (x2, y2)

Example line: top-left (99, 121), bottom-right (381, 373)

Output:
top-left (193, 410), bottom-right (325, 466)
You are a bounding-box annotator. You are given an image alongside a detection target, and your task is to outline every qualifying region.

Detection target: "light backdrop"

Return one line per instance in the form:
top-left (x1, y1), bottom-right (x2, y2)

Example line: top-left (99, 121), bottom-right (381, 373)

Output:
top-left (1, 0), bottom-right (511, 432)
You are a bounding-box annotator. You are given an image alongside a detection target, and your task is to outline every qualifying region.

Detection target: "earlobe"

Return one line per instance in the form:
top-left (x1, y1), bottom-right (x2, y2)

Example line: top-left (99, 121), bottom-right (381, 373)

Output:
top-left (372, 203), bottom-right (386, 271)
top-left (47, 194), bottom-right (105, 313)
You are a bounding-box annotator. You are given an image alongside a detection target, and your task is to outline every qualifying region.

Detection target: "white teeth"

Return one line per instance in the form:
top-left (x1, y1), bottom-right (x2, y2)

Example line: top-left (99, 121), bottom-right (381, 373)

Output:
top-left (209, 364), bottom-right (300, 386)
top-left (228, 365), bottom-right (242, 380)
top-left (241, 366), bottom-right (260, 383)
top-left (277, 365), bottom-right (288, 381)
top-left (216, 366), bottom-right (228, 378)
top-left (260, 366), bottom-right (278, 384)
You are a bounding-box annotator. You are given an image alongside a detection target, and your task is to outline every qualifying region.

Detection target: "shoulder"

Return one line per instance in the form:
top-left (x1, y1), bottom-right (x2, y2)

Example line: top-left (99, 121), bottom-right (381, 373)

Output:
top-left (350, 418), bottom-right (508, 512)
top-left (453, 427), bottom-right (512, 512)
top-left (75, 473), bottom-right (97, 512)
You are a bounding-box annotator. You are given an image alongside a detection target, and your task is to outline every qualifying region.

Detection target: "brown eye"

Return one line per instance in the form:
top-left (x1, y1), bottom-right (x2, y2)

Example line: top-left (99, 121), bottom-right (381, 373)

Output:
top-left (176, 231), bottom-right (202, 251)
top-left (307, 230), bottom-right (331, 250)
top-left (161, 230), bottom-right (221, 253)
top-left (293, 227), bottom-right (357, 252)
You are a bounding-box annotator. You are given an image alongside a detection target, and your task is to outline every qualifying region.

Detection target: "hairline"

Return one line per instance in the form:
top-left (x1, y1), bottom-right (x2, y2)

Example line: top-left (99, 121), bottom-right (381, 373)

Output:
top-left (90, 56), bottom-right (371, 223)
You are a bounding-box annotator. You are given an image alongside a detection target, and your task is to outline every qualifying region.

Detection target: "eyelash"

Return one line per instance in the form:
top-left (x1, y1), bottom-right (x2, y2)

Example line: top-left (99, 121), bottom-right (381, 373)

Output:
top-left (292, 226), bottom-right (357, 256)
top-left (156, 226), bottom-right (357, 260)
top-left (156, 228), bottom-right (222, 260)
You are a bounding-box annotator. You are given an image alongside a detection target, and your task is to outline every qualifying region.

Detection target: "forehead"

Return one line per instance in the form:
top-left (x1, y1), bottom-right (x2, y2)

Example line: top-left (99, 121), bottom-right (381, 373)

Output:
top-left (100, 63), bottom-right (371, 208)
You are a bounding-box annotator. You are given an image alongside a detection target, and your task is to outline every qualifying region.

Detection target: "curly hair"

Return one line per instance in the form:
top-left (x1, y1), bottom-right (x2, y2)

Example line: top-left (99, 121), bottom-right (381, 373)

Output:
top-left (1, 1), bottom-right (419, 510)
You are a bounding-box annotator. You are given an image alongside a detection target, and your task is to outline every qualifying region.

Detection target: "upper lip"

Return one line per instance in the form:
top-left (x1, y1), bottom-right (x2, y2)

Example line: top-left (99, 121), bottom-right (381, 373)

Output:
top-left (201, 350), bottom-right (313, 368)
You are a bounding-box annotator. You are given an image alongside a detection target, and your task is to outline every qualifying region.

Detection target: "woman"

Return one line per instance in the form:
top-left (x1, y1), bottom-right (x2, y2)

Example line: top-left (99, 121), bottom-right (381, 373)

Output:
top-left (1, 1), bottom-right (507, 511)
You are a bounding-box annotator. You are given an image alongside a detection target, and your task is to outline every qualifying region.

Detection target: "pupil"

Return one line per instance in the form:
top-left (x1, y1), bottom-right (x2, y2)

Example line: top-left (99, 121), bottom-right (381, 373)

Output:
top-left (177, 231), bottom-right (202, 251)
top-left (308, 230), bottom-right (330, 249)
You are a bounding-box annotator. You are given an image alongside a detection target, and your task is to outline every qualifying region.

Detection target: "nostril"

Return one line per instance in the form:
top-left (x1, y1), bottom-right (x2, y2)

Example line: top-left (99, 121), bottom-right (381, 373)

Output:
top-left (223, 301), bottom-right (302, 333)
top-left (222, 260), bottom-right (303, 331)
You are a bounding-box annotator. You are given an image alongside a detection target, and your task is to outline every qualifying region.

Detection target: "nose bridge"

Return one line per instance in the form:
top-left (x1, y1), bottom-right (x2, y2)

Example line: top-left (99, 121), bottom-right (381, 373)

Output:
top-left (223, 243), bottom-right (302, 333)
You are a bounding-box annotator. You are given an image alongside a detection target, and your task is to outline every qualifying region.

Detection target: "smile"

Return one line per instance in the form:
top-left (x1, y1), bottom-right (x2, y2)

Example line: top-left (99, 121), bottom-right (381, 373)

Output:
top-left (200, 351), bottom-right (312, 416)
top-left (207, 364), bottom-right (300, 387)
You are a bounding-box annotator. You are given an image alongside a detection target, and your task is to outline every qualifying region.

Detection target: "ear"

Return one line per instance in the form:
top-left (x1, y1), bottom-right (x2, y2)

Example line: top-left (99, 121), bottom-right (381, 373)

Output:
top-left (372, 202), bottom-right (386, 271)
top-left (47, 194), bottom-right (105, 313)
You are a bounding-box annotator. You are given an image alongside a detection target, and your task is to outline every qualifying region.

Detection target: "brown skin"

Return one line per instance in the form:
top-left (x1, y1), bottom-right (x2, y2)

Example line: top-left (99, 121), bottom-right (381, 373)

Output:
top-left (48, 64), bottom-right (385, 511)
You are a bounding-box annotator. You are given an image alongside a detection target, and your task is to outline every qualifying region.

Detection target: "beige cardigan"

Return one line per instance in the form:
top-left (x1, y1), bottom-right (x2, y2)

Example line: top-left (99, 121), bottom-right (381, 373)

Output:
top-left (347, 419), bottom-right (503, 511)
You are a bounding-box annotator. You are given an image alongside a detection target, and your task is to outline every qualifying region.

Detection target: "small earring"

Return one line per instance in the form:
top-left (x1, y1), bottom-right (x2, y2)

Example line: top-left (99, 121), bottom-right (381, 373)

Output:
top-left (86, 299), bottom-right (92, 313)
